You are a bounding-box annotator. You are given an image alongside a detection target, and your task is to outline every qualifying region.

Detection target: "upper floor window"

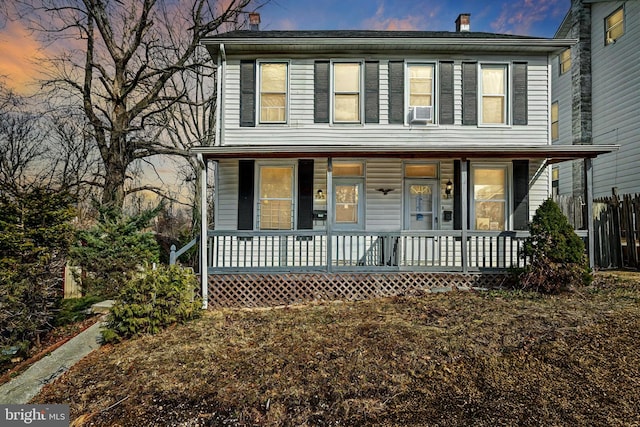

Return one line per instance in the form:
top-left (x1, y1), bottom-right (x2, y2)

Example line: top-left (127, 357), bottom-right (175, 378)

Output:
top-left (407, 63), bottom-right (435, 123)
top-left (480, 64), bottom-right (507, 125)
top-left (333, 63), bottom-right (361, 123)
top-left (259, 62), bottom-right (287, 123)
top-left (559, 49), bottom-right (571, 74)
top-left (551, 101), bottom-right (559, 141)
top-left (605, 7), bottom-right (624, 45)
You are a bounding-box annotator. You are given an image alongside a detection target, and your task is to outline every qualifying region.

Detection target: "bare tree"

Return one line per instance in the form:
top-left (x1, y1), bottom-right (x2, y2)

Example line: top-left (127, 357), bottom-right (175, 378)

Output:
top-left (156, 44), bottom-right (217, 236)
top-left (0, 80), bottom-right (47, 193)
top-left (5, 0), bottom-right (262, 210)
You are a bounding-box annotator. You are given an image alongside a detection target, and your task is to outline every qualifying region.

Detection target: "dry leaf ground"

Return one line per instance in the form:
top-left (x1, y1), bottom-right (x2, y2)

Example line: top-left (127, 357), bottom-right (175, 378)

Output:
top-left (34, 271), bottom-right (640, 426)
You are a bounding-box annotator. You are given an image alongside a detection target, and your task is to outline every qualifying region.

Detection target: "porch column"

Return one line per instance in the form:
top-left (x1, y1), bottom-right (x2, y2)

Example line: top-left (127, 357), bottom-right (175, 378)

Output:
top-left (199, 155), bottom-right (209, 309)
top-left (585, 157), bottom-right (595, 269)
top-left (461, 159), bottom-right (469, 273)
top-left (326, 157), bottom-right (333, 273)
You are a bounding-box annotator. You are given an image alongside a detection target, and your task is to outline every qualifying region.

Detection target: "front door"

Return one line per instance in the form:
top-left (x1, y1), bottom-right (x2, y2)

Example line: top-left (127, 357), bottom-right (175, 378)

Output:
top-left (404, 180), bottom-right (439, 265)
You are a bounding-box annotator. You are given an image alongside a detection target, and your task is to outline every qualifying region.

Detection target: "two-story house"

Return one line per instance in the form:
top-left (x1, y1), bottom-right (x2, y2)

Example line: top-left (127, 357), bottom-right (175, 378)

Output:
top-left (552, 0), bottom-right (639, 198)
top-left (192, 14), bottom-right (616, 308)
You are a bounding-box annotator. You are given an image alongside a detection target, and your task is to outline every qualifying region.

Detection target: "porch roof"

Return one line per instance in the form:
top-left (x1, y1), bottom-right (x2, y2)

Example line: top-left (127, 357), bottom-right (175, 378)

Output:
top-left (192, 144), bottom-right (618, 163)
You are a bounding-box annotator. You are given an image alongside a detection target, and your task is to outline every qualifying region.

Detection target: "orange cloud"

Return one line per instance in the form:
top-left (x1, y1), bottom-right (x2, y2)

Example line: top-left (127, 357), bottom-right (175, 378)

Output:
top-left (362, 4), bottom-right (439, 31)
top-left (0, 20), bottom-right (46, 94)
top-left (491, 0), bottom-right (566, 35)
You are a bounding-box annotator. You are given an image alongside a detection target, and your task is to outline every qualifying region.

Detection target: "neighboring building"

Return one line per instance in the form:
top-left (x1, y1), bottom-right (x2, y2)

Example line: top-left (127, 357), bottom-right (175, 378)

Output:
top-left (552, 0), bottom-right (639, 198)
top-left (192, 14), bottom-right (615, 308)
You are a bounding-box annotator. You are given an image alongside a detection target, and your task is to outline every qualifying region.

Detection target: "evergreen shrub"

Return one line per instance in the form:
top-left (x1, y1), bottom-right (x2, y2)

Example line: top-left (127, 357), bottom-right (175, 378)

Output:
top-left (70, 206), bottom-right (160, 297)
top-left (102, 265), bottom-right (201, 343)
top-left (0, 188), bottom-right (75, 362)
top-left (519, 198), bottom-right (591, 294)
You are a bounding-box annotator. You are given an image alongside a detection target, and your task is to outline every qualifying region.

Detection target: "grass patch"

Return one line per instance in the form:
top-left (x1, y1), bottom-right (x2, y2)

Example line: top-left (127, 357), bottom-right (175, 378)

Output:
top-left (34, 272), bottom-right (640, 426)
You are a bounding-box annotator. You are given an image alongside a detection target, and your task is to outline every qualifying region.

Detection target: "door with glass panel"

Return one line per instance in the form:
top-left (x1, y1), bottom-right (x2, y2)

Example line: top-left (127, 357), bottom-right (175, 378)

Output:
top-left (258, 165), bottom-right (293, 266)
top-left (403, 180), bottom-right (439, 265)
top-left (332, 178), bottom-right (365, 265)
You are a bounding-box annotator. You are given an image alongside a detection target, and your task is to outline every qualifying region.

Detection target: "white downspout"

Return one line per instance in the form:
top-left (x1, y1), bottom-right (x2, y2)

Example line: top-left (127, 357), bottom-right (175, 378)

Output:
top-left (215, 44), bottom-right (225, 147)
top-left (198, 154), bottom-right (208, 309)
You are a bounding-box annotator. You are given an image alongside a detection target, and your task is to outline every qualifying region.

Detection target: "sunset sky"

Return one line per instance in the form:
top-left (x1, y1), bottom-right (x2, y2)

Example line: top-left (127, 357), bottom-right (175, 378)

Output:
top-left (0, 0), bottom-right (571, 94)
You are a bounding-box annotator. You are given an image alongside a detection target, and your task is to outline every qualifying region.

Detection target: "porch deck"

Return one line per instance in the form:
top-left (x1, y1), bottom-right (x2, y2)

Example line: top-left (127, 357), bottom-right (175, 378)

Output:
top-left (199, 230), bottom-right (534, 308)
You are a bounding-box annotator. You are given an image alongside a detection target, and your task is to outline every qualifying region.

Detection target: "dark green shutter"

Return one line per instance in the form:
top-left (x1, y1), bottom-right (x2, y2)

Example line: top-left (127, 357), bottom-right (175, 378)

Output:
top-left (454, 160), bottom-right (462, 230)
top-left (512, 62), bottom-right (528, 125)
top-left (297, 160), bottom-right (314, 230)
top-left (453, 160), bottom-right (470, 230)
top-left (439, 61), bottom-right (454, 125)
top-left (388, 61), bottom-right (404, 124)
top-left (462, 62), bottom-right (477, 125)
top-left (365, 61), bottom-right (379, 124)
top-left (513, 160), bottom-right (530, 230)
top-left (240, 61), bottom-right (256, 127)
top-left (314, 61), bottom-right (330, 123)
top-left (237, 160), bottom-right (255, 230)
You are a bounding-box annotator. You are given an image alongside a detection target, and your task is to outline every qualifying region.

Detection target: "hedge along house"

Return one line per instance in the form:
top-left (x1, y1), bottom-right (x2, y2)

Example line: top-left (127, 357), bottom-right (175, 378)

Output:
top-left (192, 14), bottom-right (617, 308)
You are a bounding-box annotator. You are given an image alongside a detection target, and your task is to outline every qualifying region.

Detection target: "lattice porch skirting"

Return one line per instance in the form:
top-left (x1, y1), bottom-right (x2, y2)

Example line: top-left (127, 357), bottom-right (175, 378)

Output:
top-left (206, 272), bottom-right (514, 309)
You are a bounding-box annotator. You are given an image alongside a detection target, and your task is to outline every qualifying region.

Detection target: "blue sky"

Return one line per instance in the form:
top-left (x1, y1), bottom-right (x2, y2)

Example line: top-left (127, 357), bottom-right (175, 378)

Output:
top-left (257, 0), bottom-right (570, 37)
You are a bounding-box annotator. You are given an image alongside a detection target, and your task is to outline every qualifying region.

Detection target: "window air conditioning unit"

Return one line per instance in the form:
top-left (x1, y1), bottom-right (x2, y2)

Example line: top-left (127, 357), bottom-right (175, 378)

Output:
top-left (411, 106), bottom-right (432, 123)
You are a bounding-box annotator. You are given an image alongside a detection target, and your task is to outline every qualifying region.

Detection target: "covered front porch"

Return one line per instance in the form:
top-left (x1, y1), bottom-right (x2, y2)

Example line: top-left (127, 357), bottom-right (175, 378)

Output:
top-left (191, 143), bottom-right (616, 308)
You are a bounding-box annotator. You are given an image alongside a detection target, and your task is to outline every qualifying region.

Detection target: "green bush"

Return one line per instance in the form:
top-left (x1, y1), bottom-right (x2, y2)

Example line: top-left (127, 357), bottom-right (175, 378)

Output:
top-left (70, 206), bottom-right (161, 297)
top-left (54, 296), bottom-right (103, 327)
top-left (0, 188), bottom-right (75, 363)
top-left (519, 198), bottom-right (591, 294)
top-left (102, 265), bottom-right (202, 343)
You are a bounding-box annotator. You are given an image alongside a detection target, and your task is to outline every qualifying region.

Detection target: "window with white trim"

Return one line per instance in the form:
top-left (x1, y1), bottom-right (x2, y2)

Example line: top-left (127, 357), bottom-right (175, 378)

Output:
top-left (333, 62), bottom-right (361, 123)
top-left (472, 165), bottom-right (508, 231)
top-left (259, 62), bottom-right (287, 123)
top-left (407, 63), bottom-right (435, 123)
top-left (258, 165), bottom-right (294, 230)
top-left (480, 64), bottom-right (507, 125)
top-left (559, 49), bottom-right (571, 74)
top-left (605, 7), bottom-right (624, 45)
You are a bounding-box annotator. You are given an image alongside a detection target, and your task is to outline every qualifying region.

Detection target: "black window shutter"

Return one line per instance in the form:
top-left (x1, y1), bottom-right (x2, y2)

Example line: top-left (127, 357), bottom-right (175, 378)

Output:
top-left (512, 160), bottom-right (530, 230)
top-left (314, 61), bottom-right (330, 123)
top-left (365, 61), bottom-right (379, 124)
top-left (439, 61), bottom-right (454, 125)
top-left (454, 160), bottom-right (462, 230)
top-left (462, 62), bottom-right (477, 125)
top-left (388, 61), bottom-right (404, 124)
top-left (240, 61), bottom-right (256, 127)
top-left (453, 160), bottom-right (470, 230)
top-left (237, 160), bottom-right (255, 230)
top-left (297, 160), bottom-right (314, 230)
top-left (512, 62), bottom-right (528, 125)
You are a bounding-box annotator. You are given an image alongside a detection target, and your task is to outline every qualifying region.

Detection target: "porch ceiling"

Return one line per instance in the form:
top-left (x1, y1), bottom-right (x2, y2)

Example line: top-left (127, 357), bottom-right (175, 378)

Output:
top-left (192, 144), bottom-right (618, 163)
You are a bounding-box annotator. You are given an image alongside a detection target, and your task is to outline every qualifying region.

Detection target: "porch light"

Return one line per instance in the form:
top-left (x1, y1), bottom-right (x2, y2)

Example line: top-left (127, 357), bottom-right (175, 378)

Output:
top-left (445, 180), bottom-right (453, 198)
top-left (316, 189), bottom-right (325, 200)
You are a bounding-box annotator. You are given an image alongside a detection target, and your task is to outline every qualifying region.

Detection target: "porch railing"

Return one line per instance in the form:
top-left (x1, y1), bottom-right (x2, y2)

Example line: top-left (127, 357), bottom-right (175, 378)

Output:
top-left (204, 230), bottom-right (535, 273)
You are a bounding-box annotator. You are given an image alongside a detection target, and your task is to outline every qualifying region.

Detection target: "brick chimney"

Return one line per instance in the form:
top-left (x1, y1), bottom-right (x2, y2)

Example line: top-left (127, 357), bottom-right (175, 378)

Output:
top-left (249, 12), bottom-right (261, 31)
top-left (455, 13), bottom-right (471, 32)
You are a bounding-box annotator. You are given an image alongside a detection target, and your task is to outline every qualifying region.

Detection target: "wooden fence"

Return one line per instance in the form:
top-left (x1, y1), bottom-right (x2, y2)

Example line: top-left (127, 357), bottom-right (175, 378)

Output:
top-left (555, 193), bottom-right (640, 270)
top-left (591, 193), bottom-right (640, 270)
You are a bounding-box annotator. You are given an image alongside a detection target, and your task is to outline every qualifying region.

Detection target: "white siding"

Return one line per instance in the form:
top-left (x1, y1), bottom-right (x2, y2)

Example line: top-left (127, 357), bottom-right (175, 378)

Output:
top-left (216, 160), bottom-right (239, 230)
top-left (221, 56), bottom-right (550, 148)
top-left (529, 159), bottom-right (550, 221)
top-left (591, 1), bottom-right (640, 196)
top-left (365, 159), bottom-right (402, 231)
top-left (551, 48), bottom-right (574, 195)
